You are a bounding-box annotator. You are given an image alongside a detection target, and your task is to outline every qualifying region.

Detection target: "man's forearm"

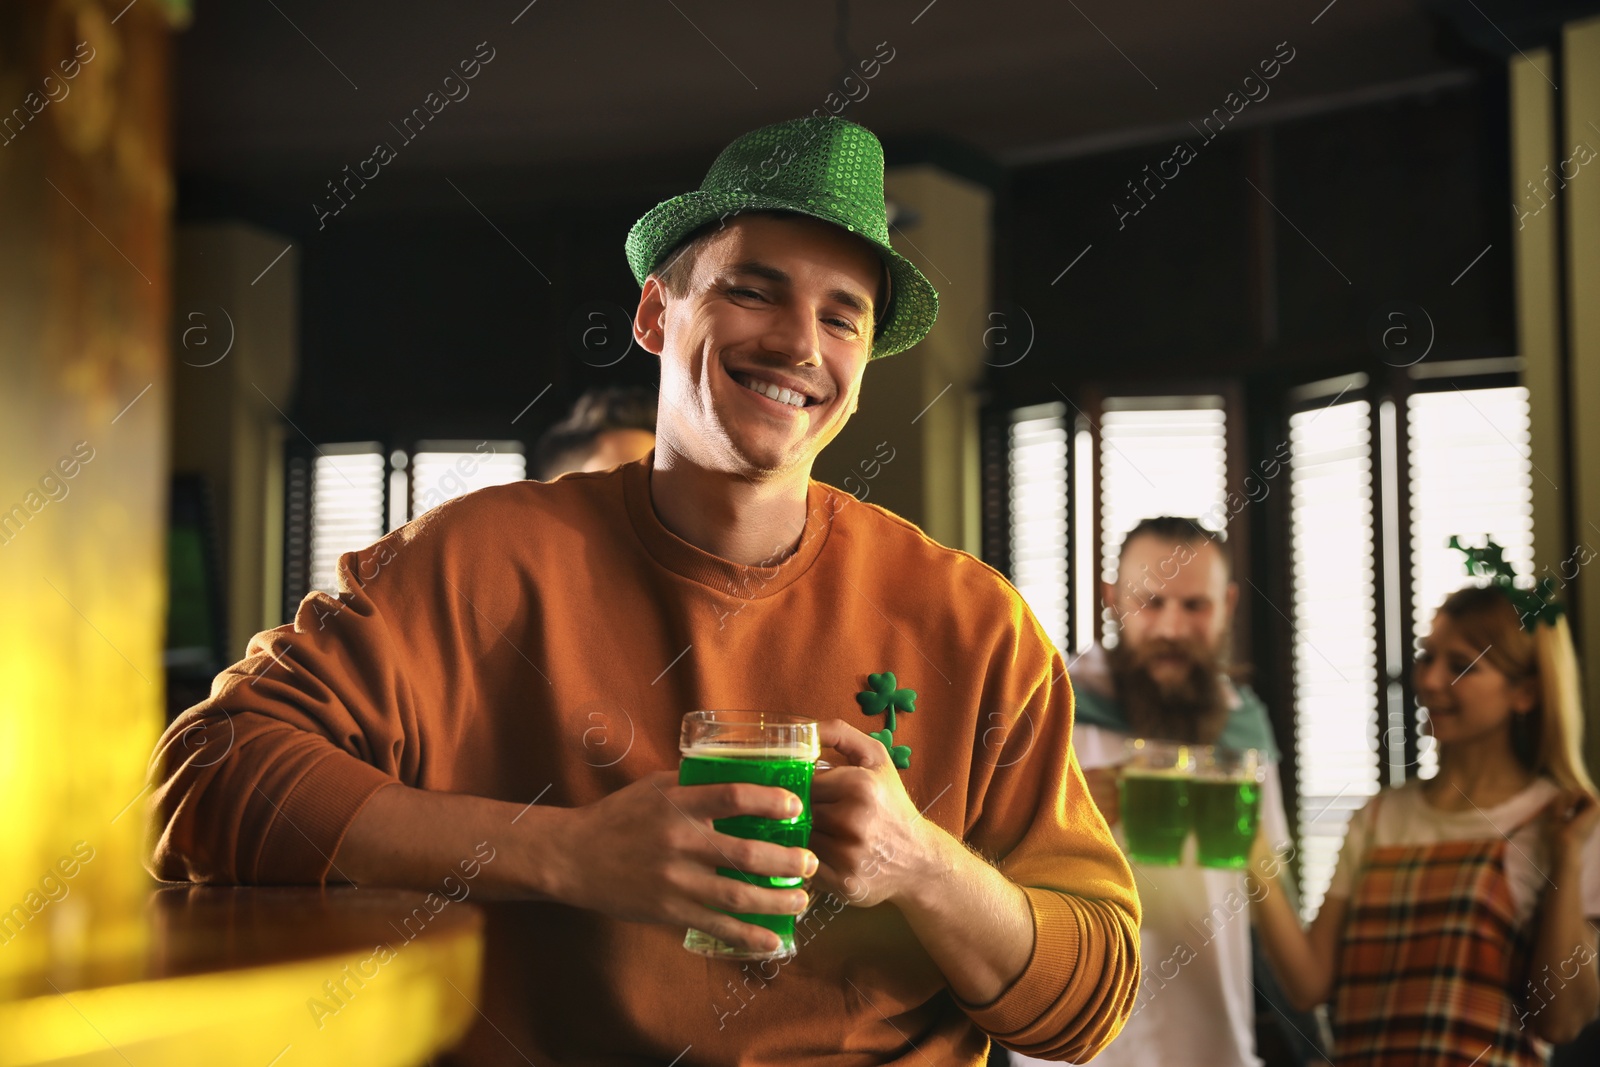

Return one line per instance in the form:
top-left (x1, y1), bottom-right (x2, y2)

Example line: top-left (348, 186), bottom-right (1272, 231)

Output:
top-left (895, 826), bottom-right (1034, 1006)
top-left (335, 781), bottom-right (566, 900)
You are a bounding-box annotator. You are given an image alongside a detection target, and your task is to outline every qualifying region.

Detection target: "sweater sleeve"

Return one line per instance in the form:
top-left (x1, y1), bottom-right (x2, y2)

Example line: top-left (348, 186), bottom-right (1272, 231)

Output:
top-left (955, 620), bottom-right (1142, 1062)
top-left (146, 527), bottom-right (444, 886)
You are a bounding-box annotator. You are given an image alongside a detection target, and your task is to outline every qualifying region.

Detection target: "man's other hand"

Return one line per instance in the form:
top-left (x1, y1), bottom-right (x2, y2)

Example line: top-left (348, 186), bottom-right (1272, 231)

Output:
top-left (807, 719), bottom-right (942, 910)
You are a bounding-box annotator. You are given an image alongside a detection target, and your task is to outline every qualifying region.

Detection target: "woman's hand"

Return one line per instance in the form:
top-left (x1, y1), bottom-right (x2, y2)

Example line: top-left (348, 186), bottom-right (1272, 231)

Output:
top-left (1541, 788), bottom-right (1600, 869)
top-left (1526, 787), bottom-right (1600, 1043)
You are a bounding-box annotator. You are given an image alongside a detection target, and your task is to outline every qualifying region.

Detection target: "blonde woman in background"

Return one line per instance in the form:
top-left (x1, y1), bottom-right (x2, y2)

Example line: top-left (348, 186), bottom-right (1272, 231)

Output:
top-left (1251, 547), bottom-right (1600, 1066)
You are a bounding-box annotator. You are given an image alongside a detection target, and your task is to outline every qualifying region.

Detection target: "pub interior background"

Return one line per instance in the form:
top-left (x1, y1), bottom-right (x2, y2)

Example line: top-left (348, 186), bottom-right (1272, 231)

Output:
top-left (3, 0), bottom-right (1599, 1063)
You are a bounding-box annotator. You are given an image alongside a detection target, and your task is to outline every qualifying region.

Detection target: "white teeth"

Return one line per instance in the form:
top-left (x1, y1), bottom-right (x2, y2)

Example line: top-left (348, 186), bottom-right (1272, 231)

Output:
top-left (735, 373), bottom-right (807, 409)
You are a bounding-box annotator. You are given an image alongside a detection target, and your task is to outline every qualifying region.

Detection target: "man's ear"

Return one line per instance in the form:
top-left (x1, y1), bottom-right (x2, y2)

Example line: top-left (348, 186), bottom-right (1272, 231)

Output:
top-left (634, 277), bottom-right (668, 357)
top-left (1225, 580), bottom-right (1240, 620)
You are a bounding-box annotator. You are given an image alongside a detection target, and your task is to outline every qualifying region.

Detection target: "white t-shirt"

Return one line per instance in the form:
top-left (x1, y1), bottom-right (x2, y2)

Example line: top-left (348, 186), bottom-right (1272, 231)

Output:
top-left (1324, 776), bottom-right (1600, 925)
top-left (1015, 723), bottom-right (1292, 1067)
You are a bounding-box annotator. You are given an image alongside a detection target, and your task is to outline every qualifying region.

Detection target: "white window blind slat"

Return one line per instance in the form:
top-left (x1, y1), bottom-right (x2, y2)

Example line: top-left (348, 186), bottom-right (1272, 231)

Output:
top-left (411, 442), bottom-right (528, 520)
top-left (1009, 403), bottom-right (1070, 654)
top-left (310, 445), bottom-right (386, 595)
top-left (1289, 399), bottom-right (1379, 920)
top-left (1098, 395), bottom-right (1228, 647)
top-left (1405, 387), bottom-right (1535, 781)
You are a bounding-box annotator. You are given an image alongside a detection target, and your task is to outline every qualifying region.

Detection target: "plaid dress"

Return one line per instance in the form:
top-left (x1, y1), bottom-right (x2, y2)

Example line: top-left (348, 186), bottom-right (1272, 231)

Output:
top-left (1332, 812), bottom-right (1547, 1067)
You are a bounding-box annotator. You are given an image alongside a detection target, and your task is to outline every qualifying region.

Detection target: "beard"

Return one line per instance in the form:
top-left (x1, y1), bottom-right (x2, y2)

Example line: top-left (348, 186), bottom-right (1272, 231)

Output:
top-left (1105, 632), bottom-right (1233, 744)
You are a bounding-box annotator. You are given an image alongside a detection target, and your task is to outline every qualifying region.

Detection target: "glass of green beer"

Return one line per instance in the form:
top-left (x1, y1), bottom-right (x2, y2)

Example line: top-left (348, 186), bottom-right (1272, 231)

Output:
top-left (1118, 739), bottom-right (1195, 866)
top-left (678, 710), bottom-right (820, 960)
top-left (1191, 746), bottom-right (1265, 869)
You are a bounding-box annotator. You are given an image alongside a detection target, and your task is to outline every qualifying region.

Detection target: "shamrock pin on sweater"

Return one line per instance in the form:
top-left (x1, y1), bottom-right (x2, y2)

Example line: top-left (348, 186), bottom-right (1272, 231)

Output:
top-left (855, 671), bottom-right (917, 768)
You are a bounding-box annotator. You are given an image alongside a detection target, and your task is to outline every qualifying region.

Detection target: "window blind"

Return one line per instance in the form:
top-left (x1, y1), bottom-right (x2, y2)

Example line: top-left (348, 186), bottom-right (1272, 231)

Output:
top-left (1009, 403), bottom-right (1070, 654)
top-left (1098, 395), bottom-right (1228, 646)
top-left (410, 441), bottom-right (527, 519)
top-left (309, 444), bottom-right (386, 594)
top-left (1405, 386), bottom-right (1535, 781)
top-left (1288, 398), bottom-right (1380, 919)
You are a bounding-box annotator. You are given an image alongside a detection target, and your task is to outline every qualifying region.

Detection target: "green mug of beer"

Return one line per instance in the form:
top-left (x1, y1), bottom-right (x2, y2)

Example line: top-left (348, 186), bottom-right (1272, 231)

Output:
top-left (678, 710), bottom-right (820, 960)
top-left (1118, 739), bottom-right (1196, 866)
top-left (1191, 745), bottom-right (1265, 869)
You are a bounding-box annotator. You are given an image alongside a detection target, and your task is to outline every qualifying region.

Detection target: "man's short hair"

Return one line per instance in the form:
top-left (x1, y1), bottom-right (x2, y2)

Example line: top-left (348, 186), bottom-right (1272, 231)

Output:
top-left (532, 386), bottom-right (658, 481)
top-left (1115, 516), bottom-right (1229, 574)
top-left (649, 210), bottom-right (890, 342)
top-left (651, 218), bottom-right (736, 298)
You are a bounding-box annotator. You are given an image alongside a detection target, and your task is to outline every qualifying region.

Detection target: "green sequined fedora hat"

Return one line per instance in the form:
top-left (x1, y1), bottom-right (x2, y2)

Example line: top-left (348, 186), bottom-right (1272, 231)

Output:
top-left (625, 116), bottom-right (940, 359)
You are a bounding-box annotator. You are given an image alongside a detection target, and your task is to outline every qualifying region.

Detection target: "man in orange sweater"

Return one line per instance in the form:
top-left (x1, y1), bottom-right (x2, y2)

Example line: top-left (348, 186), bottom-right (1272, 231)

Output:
top-left (147, 116), bottom-right (1139, 1065)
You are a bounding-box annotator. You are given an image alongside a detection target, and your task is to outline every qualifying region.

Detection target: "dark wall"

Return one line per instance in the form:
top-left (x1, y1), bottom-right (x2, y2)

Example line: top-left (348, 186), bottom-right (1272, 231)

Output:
top-left (1004, 129), bottom-right (1258, 381)
top-left (990, 75), bottom-right (1513, 404)
top-left (1272, 80), bottom-right (1512, 361)
top-left (292, 200), bottom-right (660, 448)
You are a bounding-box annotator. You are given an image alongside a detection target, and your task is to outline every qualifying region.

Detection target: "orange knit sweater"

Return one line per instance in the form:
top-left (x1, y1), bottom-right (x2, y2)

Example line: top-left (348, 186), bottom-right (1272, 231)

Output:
top-left (148, 456), bottom-right (1139, 1065)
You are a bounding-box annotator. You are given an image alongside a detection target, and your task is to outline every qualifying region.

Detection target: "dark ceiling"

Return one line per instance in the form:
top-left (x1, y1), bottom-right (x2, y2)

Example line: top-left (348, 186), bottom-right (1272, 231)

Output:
top-left (175, 0), bottom-right (1493, 219)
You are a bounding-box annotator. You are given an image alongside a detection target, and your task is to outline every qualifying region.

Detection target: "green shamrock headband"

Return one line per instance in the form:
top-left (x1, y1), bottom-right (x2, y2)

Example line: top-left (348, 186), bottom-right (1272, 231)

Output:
top-left (1448, 535), bottom-right (1565, 632)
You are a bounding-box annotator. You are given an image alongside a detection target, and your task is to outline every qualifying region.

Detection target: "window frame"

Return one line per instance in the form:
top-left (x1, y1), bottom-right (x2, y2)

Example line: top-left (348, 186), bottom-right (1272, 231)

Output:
top-left (280, 436), bottom-right (529, 622)
top-left (987, 359), bottom-right (1533, 904)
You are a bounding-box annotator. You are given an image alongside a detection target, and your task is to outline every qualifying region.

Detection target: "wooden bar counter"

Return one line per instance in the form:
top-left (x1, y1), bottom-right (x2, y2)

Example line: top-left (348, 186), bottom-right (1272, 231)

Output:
top-left (0, 886), bottom-right (485, 1067)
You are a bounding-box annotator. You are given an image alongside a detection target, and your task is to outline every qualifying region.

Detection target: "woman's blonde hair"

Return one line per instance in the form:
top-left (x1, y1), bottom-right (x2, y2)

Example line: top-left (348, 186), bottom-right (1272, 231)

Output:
top-left (1438, 584), bottom-right (1595, 791)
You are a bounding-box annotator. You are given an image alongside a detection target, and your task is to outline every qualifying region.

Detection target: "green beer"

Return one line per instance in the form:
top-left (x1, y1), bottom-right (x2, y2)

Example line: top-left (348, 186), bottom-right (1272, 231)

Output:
top-left (678, 711), bottom-right (819, 960)
top-left (1192, 778), bottom-right (1262, 869)
top-left (1119, 771), bottom-right (1191, 866)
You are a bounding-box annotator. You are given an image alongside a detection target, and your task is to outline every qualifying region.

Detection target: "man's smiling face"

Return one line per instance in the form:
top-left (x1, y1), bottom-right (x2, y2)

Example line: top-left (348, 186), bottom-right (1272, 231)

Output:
top-left (634, 212), bottom-right (884, 478)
